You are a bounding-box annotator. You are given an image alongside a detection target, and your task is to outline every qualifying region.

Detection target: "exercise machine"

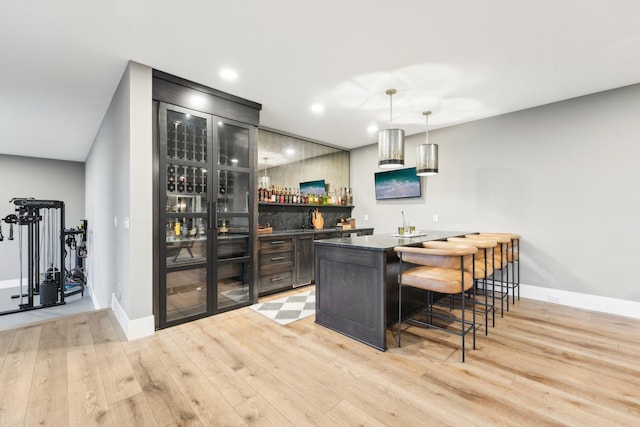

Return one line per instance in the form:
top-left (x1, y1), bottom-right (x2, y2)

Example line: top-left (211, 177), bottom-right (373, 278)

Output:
top-left (63, 219), bottom-right (88, 297)
top-left (0, 198), bottom-right (88, 316)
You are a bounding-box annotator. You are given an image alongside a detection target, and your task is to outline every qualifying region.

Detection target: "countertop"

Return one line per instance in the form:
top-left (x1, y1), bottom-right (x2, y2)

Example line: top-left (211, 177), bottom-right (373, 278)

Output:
top-left (258, 227), bottom-right (374, 238)
top-left (313, 230), bottom-right (475, 251)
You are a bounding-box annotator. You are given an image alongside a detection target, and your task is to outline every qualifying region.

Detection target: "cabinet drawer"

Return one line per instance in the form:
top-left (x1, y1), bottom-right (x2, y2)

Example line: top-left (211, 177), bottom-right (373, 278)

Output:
top-left (218, 237), bottom-right (249, 259)
top-left (259, 251), bottom-right (294, 269)
top-left (259, 237), bottom-right (294, 253)
top-left (258, 270), bottom-right (294, 294)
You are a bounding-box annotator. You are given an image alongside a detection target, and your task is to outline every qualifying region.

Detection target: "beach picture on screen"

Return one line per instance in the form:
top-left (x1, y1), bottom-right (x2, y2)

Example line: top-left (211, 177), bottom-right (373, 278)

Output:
top-left (300, 179), bottom-right (326, 195)
top-left (374, 167), bottom-right (421, 200)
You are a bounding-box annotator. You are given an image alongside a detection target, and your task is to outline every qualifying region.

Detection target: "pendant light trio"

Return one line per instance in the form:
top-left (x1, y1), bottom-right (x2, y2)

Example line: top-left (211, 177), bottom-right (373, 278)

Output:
top-left (377, 89), bottom-right (438, 176)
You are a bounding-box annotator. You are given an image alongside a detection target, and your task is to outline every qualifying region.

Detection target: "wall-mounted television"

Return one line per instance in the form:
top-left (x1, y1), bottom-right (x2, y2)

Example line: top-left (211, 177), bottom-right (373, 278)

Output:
top-left (374, 167), bottom-right (421, 200)
top-left (300, 179), bottom-right (326, 195)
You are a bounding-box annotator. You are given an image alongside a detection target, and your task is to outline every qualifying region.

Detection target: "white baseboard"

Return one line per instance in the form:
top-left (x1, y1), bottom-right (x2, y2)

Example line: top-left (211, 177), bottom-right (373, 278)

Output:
top-left (86, 282), bottom-right (101, 309)
top-left (519, 283), bottom-right (640, 320)
top-left (111, 293), bottom-right (155, 341)
top-left (0, 278), bottom-right (21, 289)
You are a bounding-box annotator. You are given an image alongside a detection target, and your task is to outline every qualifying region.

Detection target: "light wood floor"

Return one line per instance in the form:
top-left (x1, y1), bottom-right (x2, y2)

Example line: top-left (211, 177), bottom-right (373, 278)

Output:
top-left (1, 288), bottom-right (639, 426)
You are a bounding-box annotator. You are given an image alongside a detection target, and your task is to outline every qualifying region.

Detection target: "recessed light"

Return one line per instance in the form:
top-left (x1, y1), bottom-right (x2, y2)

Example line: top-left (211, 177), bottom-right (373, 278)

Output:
top-left (231, 158), bottom-right (239, 163)
top-left (217, 121), bottom-right (223, 127)
top-left (367, 124), bottom-right (379, 133)
top-left (219, 68), bottom-right (238, 80)
top-left (310, 104), bottom-right (325, 114)
top-left (285, 148), bottom-right (295, 155)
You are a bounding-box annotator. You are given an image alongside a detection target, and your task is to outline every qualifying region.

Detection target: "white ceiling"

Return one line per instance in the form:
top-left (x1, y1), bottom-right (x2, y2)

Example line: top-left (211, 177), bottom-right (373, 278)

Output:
top-left (1, 1), bottom-right (639, 162)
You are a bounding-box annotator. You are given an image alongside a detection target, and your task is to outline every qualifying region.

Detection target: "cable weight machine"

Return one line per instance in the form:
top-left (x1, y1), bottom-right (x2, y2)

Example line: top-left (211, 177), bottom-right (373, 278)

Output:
top-left (0, 198), bottom-right (87, 316)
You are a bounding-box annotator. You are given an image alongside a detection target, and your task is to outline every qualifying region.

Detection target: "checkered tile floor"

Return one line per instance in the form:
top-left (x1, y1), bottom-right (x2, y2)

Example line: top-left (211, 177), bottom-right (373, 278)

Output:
top-left (251, 288), bottom-right (315, 325)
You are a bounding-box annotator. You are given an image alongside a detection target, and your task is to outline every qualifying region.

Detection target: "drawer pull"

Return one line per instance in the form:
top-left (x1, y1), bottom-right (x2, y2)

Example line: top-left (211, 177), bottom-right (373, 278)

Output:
top-left (271, 276), bottom-right (285, 282)
top-left (270, 240), bottom-right (285, 245)
top-left (270, 256), bottom-right (285, 261)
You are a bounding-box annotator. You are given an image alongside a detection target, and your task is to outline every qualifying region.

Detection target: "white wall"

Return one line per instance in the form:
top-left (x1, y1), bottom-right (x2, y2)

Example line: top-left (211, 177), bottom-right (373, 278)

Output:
top-left (85, 61), bottom-right (153, 339)
top-left (351, 83), bottom-right (640, 303)
top-left (0, 155), bottom-right (84, 282)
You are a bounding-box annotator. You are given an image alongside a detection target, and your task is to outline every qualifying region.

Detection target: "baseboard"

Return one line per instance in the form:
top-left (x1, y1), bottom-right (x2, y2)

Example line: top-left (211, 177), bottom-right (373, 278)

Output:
top-left (86, 282), bottom-right (101, 309)
top-left (0, 278), bottom-right (21, 289)
top-left (519, 283), bottom-right (640, 320)
top-left (111, 293), bottom-right (155, 341)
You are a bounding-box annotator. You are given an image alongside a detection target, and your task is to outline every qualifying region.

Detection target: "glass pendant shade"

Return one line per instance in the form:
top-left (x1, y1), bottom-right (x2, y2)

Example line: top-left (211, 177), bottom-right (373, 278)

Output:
top-left (378, 89), bottom-right (404, 169)
top-left (259, 175), bottom-right (272, 187)
top-left (378, 128), bottom-right (405, 169)
top-left (259, 157), bottom-right (272, 187)
top-left (416, 143), bottom-right (438, 176)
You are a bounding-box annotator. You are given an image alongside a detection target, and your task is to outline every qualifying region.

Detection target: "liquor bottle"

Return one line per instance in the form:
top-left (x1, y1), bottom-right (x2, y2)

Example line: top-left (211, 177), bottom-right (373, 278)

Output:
top-left (186, 169), bottom-right (194, 193)
top-left (177, 176), bottom-right (185, 193)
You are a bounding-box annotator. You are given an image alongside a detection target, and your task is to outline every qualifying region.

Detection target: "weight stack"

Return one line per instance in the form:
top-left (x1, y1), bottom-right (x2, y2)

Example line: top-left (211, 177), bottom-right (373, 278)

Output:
top-left (40, 280), bottom-right (59, 306)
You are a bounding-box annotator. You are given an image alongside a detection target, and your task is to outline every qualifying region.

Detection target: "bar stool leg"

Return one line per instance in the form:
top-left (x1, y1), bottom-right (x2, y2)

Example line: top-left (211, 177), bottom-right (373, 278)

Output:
top-left (397, 258), bottom-right (403, 347)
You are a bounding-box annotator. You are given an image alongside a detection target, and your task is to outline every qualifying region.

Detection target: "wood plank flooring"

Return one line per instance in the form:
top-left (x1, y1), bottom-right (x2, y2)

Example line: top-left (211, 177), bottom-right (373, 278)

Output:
top-left (1, 288), bottom-right (639, 426)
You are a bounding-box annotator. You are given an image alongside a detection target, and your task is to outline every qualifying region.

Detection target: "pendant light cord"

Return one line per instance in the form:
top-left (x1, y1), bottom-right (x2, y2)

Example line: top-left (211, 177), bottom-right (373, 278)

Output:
top-left (423, 110), bottom-right (432, 143)
top-left (425, 113), bottom-right (429, 143)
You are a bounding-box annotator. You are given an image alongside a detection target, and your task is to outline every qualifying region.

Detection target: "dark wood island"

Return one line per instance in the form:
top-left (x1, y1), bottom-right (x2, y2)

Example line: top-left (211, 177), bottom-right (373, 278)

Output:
top-left (314, 230), bottom-right (473, 351)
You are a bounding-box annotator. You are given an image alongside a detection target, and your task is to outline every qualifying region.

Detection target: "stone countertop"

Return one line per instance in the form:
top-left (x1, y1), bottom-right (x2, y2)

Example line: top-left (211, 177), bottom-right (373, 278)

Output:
top-left (258, 227), bottom-right (374, 238)
top-left (313, 230), bottom-right (475, 251)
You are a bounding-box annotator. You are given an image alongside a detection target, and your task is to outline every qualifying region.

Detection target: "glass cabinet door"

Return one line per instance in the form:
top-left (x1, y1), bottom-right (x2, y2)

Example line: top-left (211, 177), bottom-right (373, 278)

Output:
top-left (158, 105), bottom-right (255, 328)
top-left (159, 103), bottom-right (213, 327)
top-left (214, 118), bottom-right (253, 310)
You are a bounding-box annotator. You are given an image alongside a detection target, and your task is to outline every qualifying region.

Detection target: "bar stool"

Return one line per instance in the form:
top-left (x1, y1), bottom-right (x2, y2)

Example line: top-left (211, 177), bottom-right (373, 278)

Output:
top-left (480, 233), bottom-right (521, 304)
top-left (447, 237), bottom-right (497, 334)
top-left (465, 233), bottom-right (511, 316)
top-left (395, 242), bottom-right (477, 362)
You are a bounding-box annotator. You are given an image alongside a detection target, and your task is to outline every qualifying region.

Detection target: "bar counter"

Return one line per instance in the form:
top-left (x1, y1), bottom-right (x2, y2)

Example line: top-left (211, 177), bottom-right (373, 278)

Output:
top-left (314, 230), bottom-right (473, 351)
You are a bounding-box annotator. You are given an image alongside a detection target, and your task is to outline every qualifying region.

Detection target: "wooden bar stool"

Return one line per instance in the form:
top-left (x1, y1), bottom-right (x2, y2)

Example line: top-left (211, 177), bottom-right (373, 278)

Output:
top-left (395, 242), bottom-right (477, 362)
top-left (447, 237), bottom-right (497, 334)
top-left (480, 233), bottom-right (521, 304)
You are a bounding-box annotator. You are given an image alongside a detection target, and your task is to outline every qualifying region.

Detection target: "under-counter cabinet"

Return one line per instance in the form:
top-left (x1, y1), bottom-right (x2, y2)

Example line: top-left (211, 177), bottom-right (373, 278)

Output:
top-left (154, 71), bottom-right (261, 329)
top-left (258, 236), bottom-right (295, 294)
top-left (295, 234), bottom-right (315, 287)
top-left (257, 228), bottom-right (373, 296)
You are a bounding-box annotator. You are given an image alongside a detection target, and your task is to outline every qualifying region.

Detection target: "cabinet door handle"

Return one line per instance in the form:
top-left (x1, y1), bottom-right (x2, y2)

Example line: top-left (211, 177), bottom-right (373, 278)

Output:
top-left (271, 276), bottom-right (285, 282)
top-left (208, 202), bottom-right (216, 230)
top-left (271, 256), bottom-right (285, 261)
top-left (270, 240), bottom-right (285, 245)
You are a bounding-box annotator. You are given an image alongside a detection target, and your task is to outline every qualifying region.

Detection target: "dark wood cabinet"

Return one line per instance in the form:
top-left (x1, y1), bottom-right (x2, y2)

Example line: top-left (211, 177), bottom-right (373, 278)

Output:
top-left (295, 234), bottom-right (315, 286)
top-left (257, 228), bottom-right (373, 296)
top-left (153, 72), bottom-right (261, 329)
top-left (258, 236), bottom-right (295, 294)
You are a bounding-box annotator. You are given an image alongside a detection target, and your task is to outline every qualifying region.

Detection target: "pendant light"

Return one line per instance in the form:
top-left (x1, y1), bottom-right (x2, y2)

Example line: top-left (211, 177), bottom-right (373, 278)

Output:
top-left (416, 111), bottom-right (438, 176)
top-left (378, 89), bottom-right (405, 169)
top-left (259, 157), bottom-right (272, 188)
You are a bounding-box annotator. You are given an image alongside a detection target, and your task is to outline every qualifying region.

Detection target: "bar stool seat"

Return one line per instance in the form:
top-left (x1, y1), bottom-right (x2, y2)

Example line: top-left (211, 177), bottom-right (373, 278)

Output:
top-left (395, 242), bottom-right (477, 362)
